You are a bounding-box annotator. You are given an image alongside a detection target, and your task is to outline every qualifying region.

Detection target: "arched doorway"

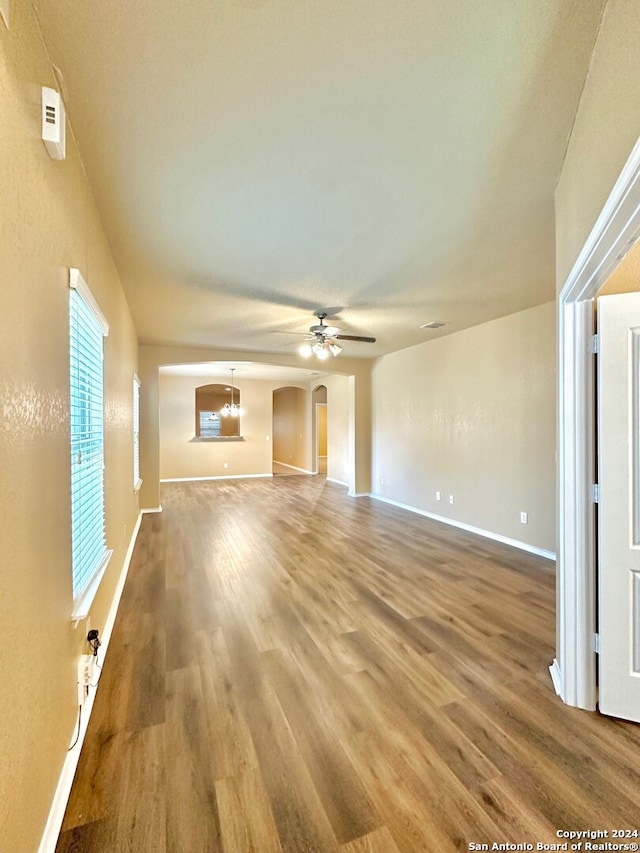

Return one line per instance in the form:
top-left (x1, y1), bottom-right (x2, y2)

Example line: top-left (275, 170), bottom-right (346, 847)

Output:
top-left (272, 385), bottom-right (309, 475)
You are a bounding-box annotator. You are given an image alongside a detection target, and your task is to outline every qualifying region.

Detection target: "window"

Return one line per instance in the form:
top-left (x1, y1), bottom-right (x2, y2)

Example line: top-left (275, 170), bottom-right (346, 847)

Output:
top-left (69, 268), bottom-right (111, 617)
top-left (133, 375), bottom-right (142, 491)
top-left (199, 410), bottom-right (221, 437)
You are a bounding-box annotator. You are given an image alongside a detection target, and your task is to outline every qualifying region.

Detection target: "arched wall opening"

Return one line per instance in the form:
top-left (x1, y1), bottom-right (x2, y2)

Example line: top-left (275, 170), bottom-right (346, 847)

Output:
top-left (195, 383), bottom-right (242, 437)
top-left (272, 385), bottom-right (310, 473)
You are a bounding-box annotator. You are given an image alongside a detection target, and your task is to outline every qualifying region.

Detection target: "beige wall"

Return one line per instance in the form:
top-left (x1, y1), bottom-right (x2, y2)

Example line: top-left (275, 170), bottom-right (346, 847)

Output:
top-left (371, 302), bottom-right (557, 552)
top-left (556, 0), bottom-right (640, 287)
top-left (0, 8), bottom-right (139, 853)
top-left (159, 373), bottom-right (288, 480)
top-left (324, 374), bottom-right (351, 486)
top-left (597, 240), bottom-right (640, 296)
top-left (273, 386), bottom-right (309, 469)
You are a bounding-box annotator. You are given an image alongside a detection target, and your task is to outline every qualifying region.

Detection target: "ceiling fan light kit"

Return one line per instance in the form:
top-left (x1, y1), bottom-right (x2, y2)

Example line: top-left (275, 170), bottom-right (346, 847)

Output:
top-left (297, 312), bottom-right (374, 359)
top-left (299, 339), bottom-right (342, 360)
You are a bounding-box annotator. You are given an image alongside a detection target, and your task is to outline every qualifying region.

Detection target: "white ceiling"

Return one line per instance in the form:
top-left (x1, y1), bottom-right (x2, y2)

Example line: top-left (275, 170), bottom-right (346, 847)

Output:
top-left (35, 0), bottom-right (605, 362)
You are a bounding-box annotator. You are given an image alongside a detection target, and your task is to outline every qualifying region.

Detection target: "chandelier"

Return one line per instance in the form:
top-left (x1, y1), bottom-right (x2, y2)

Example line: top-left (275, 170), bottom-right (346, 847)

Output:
top-left (299, 336), bottom-right (343, 360)
top-left (220, 368), bottom-right (243, 417)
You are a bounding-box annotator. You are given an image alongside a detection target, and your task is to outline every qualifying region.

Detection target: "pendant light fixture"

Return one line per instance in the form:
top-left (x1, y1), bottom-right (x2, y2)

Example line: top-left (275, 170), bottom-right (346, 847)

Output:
top-left (220, 368), bottom-right (243, 417)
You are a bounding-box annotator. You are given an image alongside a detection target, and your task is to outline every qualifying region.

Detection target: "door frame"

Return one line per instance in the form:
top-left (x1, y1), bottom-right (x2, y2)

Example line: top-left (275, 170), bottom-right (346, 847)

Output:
top-left (555, 137), bottom-right (640, 710)
top-left (315, 401), bottom-right (327, 474)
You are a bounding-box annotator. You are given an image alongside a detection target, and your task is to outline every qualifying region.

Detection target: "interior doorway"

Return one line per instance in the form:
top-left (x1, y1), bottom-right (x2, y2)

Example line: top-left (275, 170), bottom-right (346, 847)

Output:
top-left (556, 137), bottom-right (640, 713)
top-left (316, 403), bottom-right (327, 474)
top-left (272, 385), bottom-right (308, 475)
top-left (312, 384), bottom-right (327, 475)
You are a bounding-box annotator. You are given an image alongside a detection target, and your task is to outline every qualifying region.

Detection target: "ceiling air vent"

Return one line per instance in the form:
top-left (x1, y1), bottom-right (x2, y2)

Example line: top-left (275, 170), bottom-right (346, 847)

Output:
top-left (420, 321), bottom-right (450, 330)
top-left (41, 87), bottom-right (66, 160)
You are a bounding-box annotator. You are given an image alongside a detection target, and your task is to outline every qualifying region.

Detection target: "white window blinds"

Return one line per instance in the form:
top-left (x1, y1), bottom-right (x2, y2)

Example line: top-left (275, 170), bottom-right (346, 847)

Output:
top-left (69, 272), bottom-right (109, 603)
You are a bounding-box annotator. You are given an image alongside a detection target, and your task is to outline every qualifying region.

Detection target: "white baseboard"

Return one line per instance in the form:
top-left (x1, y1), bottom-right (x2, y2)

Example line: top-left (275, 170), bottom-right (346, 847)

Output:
top-left (369, 493), bottom-right (556, 561)
top-left (160, 473), bottom-right (272, 483)
top-left (38, 512), bottom-right (143, 853)
top-left (141, 505), bottom-right (163, 513)
top-left (326, 477), bottom-right (348, 487)
top-left (273, 461), bottom-right (313, 474)
top-left (549, 658), bottom-right (563, 698)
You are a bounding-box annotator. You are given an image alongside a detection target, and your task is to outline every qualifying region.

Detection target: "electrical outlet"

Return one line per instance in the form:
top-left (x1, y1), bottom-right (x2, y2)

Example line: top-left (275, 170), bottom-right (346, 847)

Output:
top-left (380, 476), bottom-right (385, 486)
top-left (77, 655), bottom-right (94, 705)
top-left (449, 495), bottom-right (454, 504)
top-left (223, 462), bottom-right (228, 469)
top-left (436, 490), bottom-right (441, 501)
top-left (520, 511), bottom-right (528, 524)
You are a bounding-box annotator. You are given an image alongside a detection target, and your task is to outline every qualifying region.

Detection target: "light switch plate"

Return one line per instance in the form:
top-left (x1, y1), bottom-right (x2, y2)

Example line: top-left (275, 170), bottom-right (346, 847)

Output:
top-left (0, 0), bottom-right (9, 29)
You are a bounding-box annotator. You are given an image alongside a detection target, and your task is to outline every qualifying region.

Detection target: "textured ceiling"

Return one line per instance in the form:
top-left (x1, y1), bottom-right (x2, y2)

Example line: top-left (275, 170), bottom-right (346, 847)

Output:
top-left (35, 0), bottom-right (605, 361)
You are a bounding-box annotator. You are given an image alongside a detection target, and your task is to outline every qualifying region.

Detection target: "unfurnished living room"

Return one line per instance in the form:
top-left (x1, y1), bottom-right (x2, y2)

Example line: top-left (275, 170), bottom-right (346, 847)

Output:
top-left (3, 1), bottom-right (640, 851)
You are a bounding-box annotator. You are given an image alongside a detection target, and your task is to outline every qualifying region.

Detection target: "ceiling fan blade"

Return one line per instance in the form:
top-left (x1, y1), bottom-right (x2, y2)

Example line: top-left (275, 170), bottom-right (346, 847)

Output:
top-left (335, 334), bottom-right (376, 343)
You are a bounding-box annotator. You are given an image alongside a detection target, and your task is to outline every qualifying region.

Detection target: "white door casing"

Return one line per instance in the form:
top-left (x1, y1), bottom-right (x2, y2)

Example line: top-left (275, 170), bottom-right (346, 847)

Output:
top-left (555, 136), bottom-right (640, 711)
top-left (598, 292), bottom-right (640, 722)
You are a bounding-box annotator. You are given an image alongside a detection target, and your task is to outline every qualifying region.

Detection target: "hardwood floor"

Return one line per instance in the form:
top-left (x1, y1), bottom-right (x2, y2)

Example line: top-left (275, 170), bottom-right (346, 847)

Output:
top-left (272, 461), bottom-right (309, 476)
top-left (56, 477), bottom-right (640, 852)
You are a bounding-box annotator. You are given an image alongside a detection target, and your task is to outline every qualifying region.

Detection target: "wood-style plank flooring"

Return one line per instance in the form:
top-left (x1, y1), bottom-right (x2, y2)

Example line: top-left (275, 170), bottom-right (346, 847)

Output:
top-left (56, 477), bottom-right (640, 852)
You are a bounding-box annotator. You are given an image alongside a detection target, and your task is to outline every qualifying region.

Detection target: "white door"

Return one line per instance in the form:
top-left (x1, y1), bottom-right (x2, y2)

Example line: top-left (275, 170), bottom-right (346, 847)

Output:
top-left (598, 291), bottom-right (640, 722)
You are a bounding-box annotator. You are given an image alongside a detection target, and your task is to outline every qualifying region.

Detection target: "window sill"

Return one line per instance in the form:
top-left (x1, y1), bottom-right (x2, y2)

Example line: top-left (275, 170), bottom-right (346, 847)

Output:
top-left (190, 436), bottom-right (245, 442)
top-left (70, 549), bottom-right (113, 623)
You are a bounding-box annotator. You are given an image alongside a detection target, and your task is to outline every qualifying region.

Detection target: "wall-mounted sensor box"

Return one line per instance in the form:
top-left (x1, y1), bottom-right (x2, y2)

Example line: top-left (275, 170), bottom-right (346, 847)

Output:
top-left (42, 87), bottom-right (66, 160)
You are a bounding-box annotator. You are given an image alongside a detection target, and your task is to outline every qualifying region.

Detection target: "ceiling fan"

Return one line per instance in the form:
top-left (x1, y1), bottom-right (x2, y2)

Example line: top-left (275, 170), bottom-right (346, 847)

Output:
top-left (297, 312), bottom-right (376, 359)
